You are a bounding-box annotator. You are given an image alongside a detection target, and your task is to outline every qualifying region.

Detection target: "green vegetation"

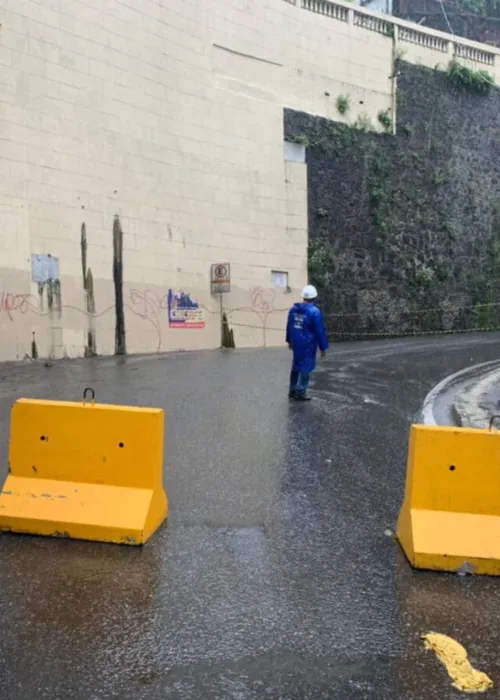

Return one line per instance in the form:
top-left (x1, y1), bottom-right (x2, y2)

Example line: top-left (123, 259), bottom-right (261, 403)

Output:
top-left (377, 110), bottom-right (392, 132)
top-left (453, 0), bottom-right (500, 15)
top-left (285, 68), bottom-right (500, 338)
top-left (336, 94), bottom-right (350, 116)
top-left (474, 301), bottom-right (497, 328)
top-left (287, 133), bottom-right (309, 145)
top-left (354, 113), bottom-right (372, 131)
top-left (446, 59), bottom-right (494, 94)
top-left (308, 239), bottom-right (336, 295)
top-left (433, 169), bottom-right (447, 185)
top-left (415, 266), bottom-right (436, 285)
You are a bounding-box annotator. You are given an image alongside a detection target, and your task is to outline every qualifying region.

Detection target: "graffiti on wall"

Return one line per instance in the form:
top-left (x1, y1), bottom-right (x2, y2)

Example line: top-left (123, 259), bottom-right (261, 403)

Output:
top-left (225, 287), bottom-right (289, 347)
top-left (0, 284), bottom-right (290, 353)
top-left (167, 290), bottom-right (205, 329)
top-left (0, 292), bottom-right (33, 321)
top-left (0, 216), bottom-right (290, 356)
top-left (0, 286), bottom-right (210, 353)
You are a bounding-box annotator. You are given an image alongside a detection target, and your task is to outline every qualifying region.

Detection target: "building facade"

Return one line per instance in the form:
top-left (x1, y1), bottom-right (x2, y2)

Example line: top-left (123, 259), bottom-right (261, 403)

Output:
top-left (0, 0), bottom-right (498, 360)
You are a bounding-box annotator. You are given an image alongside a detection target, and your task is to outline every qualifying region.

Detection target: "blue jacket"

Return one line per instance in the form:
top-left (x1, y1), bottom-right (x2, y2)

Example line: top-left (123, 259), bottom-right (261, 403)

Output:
top-left (286, 302), bottom-right (329, 373)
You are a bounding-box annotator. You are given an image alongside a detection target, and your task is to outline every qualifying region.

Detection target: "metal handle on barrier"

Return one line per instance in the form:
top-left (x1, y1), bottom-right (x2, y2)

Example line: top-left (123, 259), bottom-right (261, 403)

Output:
top-left (489, 415), bottom-right (500, 431)
top-left (83, 387), bottom-right (95, 406)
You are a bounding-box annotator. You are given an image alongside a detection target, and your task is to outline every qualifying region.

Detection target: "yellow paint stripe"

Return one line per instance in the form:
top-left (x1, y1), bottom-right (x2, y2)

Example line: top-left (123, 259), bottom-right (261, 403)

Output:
top-left (422, 632), bottom-right (493, 693)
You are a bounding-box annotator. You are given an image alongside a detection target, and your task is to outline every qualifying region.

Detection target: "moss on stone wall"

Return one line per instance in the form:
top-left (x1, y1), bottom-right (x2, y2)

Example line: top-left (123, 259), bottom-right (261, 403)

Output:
top-left (285, 62), bottom-right (500, 337)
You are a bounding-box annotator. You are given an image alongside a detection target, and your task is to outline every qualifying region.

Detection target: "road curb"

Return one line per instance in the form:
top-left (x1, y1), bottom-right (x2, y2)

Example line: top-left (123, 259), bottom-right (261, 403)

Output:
top-left (452, 366), bottom-right (500, 429)
top-left (421, 359), bottom-right (500, 426)
top-left (451, 402), bottom-right (464, 427)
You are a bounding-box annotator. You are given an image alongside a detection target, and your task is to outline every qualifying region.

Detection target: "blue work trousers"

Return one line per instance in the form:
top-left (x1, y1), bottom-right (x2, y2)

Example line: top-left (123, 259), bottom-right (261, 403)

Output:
top-left (289, 369), bottom-right (310, 396)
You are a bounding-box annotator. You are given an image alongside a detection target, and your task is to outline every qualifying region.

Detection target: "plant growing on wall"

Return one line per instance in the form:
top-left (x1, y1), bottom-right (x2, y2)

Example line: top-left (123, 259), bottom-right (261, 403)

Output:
top-left (446, 59), bottom-right (494, 94)
top-left (287, 133), bottom-right (309, 145)
top-left (415, 265), bottom-right (436, 285)
top-left (377, 110), bottom-right (392, 132)
top-left (433, 169), bottom-right (447, 185)
top-left (336, 95), bottom-right (350, 115)
top-left (355, 113), bottom-right (372, 131)
top-left (308, 239), bottom-right (336, 294)
top-left (284, 58), bottom-right (500, 340)
top-left (455, 0), bottom-right (487, 15)
top-left (474, 301), bottom-right (497, 328)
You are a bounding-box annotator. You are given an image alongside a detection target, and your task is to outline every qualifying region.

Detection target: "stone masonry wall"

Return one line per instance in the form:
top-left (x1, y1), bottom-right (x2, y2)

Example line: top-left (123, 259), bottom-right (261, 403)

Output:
top-left (285, 60), bottom-right (500, 337)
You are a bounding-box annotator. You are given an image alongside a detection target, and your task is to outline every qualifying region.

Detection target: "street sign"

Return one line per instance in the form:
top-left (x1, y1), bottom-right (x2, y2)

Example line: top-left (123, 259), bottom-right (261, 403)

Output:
top-left (211, 263), bottom-right (230, 294)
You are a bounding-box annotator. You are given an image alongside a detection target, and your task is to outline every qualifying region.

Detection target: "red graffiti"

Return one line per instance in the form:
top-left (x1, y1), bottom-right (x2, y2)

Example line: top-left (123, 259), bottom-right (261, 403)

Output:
top-left (0, 292), bottom-right (34, 321)
top-left (0, 286), bottom-right (288, 351)
top-left (250, 287), bottom-right (289, 347)
top-left (250, 287), bottom-right (278, 314)
top-left (0, 287), bottom-right (171, 353)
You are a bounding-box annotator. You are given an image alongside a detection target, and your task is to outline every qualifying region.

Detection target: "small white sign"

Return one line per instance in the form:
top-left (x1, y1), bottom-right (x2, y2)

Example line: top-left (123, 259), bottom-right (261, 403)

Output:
top-left (271, 270), bottom-right (289, 289)
top-left (211, 263), bottom-right (231, 294)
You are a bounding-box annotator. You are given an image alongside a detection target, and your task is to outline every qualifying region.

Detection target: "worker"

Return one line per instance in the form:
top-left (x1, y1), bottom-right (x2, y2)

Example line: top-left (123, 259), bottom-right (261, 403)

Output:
top-left (286, 285), bottom-right (328, 401)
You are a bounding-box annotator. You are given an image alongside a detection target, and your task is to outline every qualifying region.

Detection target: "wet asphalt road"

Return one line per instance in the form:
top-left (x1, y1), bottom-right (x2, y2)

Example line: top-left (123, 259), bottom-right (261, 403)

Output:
top-left (1, 334), bottom-right (500, 700)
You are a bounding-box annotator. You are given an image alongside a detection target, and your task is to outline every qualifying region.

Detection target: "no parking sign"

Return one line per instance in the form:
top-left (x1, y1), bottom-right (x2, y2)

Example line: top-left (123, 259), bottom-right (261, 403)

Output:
top-left (211, 263), bottom-right (231, 294)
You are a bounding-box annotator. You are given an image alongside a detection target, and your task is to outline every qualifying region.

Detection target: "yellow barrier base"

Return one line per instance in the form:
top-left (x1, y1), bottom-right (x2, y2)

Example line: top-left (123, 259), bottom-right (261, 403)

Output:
top-left (397, 424), bottom-right (500, 575)
top-left (397, 508), bottom-right (500, 576)
top-left (0, 395), bottom-right (168, 545)
top-left (0, 476), bottom-right (167, 545)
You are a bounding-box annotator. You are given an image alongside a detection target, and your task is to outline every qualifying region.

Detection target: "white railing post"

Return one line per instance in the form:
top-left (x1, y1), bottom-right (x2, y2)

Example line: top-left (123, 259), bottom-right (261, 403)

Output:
top-left (447, 40), bottom-right (454, 62)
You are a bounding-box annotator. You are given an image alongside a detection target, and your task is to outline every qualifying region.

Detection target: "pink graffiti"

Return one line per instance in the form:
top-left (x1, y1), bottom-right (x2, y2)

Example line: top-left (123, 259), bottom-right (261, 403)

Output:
top-left (0, 292), bottom-right (34, 321)
top-left (250, 287), bottom-right (277, 314)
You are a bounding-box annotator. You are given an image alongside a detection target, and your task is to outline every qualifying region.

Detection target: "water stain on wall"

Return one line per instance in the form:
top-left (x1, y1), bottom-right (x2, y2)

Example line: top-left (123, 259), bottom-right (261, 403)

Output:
top-left (113, 215), bottom-right (126, 356)
top-left (46, 279), bottom-right (62, 314)
top-left (31, 331), bottom-right (38, 360)
top-left (80, 222), bottom-right (96, 356)
top-left (37, 279), bottom-right (62, 315)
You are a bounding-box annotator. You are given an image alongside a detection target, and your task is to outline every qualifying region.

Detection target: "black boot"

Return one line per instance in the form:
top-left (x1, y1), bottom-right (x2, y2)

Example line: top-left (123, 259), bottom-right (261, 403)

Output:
top-left (294, 394), bottom-right (312, 401)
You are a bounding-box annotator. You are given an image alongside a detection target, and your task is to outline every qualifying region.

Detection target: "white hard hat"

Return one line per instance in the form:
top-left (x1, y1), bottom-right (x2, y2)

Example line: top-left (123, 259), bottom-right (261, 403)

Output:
top-left (302, 284), bottom-right (318, 300)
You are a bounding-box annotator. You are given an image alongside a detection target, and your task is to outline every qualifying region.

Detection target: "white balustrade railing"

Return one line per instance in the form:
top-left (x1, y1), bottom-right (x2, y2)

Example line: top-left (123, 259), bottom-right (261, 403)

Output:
top-left (289, 0), bottom-right (498, 69)
top-left (454, 43), bottom-right (495, 65)
top-left (301, 0), bottom-right (349, 22)
top-left (353, 11), bottom-right (392, 36)
top-left (398, 26), bottom-right (448, 53)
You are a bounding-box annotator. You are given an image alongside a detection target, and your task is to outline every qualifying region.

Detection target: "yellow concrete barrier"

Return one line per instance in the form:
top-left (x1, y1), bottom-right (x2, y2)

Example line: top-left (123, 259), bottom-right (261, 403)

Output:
top-left (397, 423), bottom-right (500, 575)
top-left (0, 389), bottom-right (168, 545)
